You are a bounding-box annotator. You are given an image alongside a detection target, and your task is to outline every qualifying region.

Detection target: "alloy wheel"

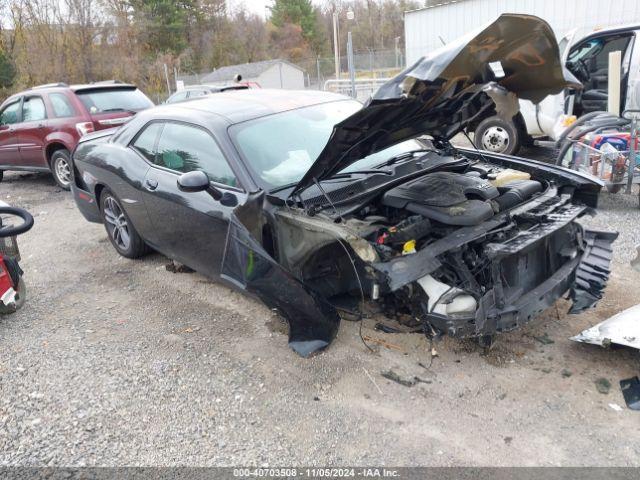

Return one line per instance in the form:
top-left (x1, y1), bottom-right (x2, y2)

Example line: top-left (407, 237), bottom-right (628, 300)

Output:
top-left (103, 196), bottom-right (131, 251)
top-left (54, 157), bottom-right (72, 186)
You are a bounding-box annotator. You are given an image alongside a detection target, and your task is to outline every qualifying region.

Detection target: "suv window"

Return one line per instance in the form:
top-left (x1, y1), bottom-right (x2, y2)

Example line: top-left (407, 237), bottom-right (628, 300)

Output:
top-left (76, 87), bottom-right (153, 114)
top-left (167, 91), bottom-right (188, 104)
top-left (49, 93), bottom-right (76, 117)
top-left (188, 89), bottom-right (207, 99)
top-left (132, 122), bottom-right (163, 162)
top-left (155, 122), bottom-right (237, 187)
top-left (22, 96), bottom-right (47, 122)
top-left (0, 101), bottom-right (20, 125)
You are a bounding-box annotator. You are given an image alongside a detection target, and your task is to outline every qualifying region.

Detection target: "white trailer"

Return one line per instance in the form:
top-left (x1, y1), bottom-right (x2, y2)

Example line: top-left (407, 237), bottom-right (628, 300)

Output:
top-left (405, 0), bottom-right (640, 154)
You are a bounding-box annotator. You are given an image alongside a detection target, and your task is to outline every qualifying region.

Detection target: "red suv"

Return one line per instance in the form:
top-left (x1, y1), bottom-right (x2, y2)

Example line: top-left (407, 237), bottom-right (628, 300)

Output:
top-left (0, 81), bottom-right (153, 189)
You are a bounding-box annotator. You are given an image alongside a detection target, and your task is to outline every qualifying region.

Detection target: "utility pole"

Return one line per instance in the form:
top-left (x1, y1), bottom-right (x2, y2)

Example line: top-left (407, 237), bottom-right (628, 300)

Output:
top-left (333, 12), bottom-right (340, 80)
top-left (347, 32), bottom-right (356, 98)
top-left (346, 8), bottom-right (356, 98)
top-left (163, 63), bottom-right (171, 96)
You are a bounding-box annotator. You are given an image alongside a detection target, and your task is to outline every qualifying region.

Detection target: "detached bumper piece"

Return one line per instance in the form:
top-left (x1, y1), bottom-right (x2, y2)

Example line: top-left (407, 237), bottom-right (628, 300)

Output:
top-left (568, 230), bottom-right (618, 314)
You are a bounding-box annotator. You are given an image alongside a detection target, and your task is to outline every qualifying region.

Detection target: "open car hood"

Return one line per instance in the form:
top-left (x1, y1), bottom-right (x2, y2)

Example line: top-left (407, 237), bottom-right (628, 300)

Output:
top-left (291, 13), bottom-right (581, 197)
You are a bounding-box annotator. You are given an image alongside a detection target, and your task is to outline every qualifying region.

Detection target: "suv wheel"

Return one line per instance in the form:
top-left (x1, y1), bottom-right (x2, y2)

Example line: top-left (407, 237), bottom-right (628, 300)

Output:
top-left (51, 149), bottom-right (72, 190)
top-left (100, 189), bottom-right (148, 258)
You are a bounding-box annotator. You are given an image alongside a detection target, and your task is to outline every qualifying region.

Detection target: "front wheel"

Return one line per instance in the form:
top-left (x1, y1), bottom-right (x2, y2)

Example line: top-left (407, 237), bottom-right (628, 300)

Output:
top-left (474, 116), bottom-right (522, 156)
top-left (100, 189), bottom-right (148, 258)
top-left (50, 149), bottom-right (72, 190)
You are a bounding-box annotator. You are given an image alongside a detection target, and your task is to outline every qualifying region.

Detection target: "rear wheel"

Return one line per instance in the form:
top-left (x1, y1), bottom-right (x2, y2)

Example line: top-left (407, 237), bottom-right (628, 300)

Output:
top-left (475, 116), bottom-right (522, 156)
top-left (0, 276), bottom-right (26, 314)
top-left (100, 189), bottom-right (148, 258)
top-left (50, 149), bottom-right (72, 190)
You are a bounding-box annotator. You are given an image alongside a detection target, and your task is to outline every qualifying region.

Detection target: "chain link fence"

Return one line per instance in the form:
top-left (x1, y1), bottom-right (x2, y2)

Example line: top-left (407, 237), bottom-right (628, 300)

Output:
top-left (296, 48), bottom-right (403, 91)
top-left (174, 48), bottom-right (404, 101)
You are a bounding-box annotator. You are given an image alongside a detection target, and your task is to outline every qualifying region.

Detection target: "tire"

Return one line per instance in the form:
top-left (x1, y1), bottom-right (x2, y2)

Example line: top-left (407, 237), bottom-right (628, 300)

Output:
top-left (0, 276), bottom-right (26, 314)
top-left (50, 149), bottom-right (72, 190)
top-left (474, 116), bottom-right (522, 156)
top-left (0, 171), bottom-right (4, 183)
top-left (99, 189), bottom-right (148, 258)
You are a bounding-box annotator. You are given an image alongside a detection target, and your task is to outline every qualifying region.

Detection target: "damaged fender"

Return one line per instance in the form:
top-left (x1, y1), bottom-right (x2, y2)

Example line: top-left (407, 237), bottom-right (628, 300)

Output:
top-left (221, 194), bottom-right (340, 357)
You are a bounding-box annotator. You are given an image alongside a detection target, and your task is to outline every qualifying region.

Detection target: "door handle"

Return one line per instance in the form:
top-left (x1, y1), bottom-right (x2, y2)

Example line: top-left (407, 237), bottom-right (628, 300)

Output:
top-left (145, 178), bottom-right (158, 191)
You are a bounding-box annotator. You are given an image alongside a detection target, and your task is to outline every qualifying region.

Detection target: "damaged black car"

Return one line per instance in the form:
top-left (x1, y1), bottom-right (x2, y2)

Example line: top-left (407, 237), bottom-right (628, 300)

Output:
top-left (71, 14), bottom-right (616, 357)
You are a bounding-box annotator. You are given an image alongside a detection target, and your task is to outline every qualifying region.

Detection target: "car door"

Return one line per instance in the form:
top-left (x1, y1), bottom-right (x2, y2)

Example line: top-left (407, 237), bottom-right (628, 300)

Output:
top-left (0, 99), bottom-right (22, 167)
top-left (16, 95), bottom-right (49, 167)
top-left (140, 121), bottom-right (244, 278)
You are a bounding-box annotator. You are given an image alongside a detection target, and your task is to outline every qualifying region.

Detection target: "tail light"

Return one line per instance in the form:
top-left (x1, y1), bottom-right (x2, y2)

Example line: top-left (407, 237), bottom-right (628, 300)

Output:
top-left (75, 122), bottom-right (95, 137)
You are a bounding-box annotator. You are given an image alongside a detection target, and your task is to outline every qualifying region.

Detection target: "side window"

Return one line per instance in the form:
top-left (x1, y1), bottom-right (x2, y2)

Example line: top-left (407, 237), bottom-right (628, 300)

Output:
top-left (0, 101), bottom-right (20, 125)
top-left (168, 91), bottom-right (188, 103)
top-left (22, 96), bottom-right (47, 122)
top-left (132, 122), bottom-right (163, 162)
top-left (155, 123), bottom-right (238, 187)
top-left (594, 36), bottom-right (631, 71)
top-left (188, 90), bottom-right (207, 99)
top-left (49, 93), bottom-right (76, 118)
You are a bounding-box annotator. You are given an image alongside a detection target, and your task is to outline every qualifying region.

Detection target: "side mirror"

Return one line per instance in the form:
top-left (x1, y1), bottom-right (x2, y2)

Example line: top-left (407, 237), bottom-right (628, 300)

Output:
top-left (177, 170), bottom-right (222, 200)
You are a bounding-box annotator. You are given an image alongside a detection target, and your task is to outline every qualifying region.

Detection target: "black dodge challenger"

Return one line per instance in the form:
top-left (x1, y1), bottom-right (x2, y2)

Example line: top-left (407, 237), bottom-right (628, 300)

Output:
top-left (71, 14), bottom-right (615, 357)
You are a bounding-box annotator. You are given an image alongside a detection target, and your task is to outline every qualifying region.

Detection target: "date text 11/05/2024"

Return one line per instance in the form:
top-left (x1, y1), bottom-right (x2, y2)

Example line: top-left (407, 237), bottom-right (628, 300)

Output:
top-left (233, 468), bottom-right (400, 477)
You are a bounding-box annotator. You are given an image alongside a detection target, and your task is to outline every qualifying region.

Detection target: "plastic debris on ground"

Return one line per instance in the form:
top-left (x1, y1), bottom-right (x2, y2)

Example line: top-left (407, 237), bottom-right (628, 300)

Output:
top-left (571, 304), bottom-right (640, 350)
top-left (620, 377), bottom-right (640, 411)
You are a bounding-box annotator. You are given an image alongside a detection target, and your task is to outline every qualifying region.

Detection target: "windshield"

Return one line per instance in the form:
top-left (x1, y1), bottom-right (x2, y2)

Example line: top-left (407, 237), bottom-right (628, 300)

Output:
top-left (230, 100), bottom-right (425, 189)
top-left (76, 88), bottom-right (153, 114)
top-left (568, 39), bottom-right (603, 63)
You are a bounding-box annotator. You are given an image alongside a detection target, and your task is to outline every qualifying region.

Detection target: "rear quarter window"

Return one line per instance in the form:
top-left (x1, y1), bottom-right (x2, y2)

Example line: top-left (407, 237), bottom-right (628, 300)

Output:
top-left (49, 93), bottom-right (76, 118)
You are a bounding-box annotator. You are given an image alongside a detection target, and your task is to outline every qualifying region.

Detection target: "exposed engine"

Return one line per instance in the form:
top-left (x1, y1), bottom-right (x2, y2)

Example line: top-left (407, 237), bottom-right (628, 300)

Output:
top-left (345, 161), bottom-right (550, 334)
top-left (363, 162), bottom-right (544, 261)
top-left (278, 150), bottom-right (613, 344)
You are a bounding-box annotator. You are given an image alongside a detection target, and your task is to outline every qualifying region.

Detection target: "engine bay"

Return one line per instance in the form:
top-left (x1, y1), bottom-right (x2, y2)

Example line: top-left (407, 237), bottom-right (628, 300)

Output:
top-left (331, 152), bottom-right (551, 263)
top-left (273, 147), bottom-right (613, 342)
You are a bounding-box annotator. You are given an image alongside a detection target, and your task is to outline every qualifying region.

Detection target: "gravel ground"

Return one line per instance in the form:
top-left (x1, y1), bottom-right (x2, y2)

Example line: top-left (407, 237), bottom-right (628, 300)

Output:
top-left (0, 164), bottom-right (639, 467)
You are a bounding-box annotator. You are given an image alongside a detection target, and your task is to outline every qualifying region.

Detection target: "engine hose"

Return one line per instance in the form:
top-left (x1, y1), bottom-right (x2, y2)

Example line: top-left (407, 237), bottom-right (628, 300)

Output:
top-left (555, 119), bottom-right (631, 166)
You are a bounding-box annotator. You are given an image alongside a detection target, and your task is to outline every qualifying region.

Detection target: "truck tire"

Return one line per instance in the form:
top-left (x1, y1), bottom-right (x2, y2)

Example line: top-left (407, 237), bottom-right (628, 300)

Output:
top-left (474, 116), bottom-right (522, 156)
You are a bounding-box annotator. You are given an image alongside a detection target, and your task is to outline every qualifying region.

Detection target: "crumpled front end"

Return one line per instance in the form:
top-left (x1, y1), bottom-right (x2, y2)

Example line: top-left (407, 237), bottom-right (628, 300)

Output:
top-left (404, 228), bottom-right (616, 339)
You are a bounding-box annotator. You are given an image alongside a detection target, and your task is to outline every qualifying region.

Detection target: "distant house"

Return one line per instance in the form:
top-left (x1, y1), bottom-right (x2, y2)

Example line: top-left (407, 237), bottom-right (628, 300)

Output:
top-left (198, 60), bottom-right (305, 90)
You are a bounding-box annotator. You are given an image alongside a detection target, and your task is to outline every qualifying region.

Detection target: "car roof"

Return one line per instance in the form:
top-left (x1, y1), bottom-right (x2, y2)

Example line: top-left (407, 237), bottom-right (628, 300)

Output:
top-left (2, 82), bottom-right (137, 104)
top-left (69, 83), bottom-right (137, 92)
top-left (161, 88), bottom-right (352, 124)
top-left (579, 23), bottom-right (640, 41)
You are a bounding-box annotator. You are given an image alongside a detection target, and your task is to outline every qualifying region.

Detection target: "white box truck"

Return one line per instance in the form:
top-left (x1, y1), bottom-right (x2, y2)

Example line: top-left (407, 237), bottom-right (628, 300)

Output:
top-left (404, 0), bottom-right (640, 154)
